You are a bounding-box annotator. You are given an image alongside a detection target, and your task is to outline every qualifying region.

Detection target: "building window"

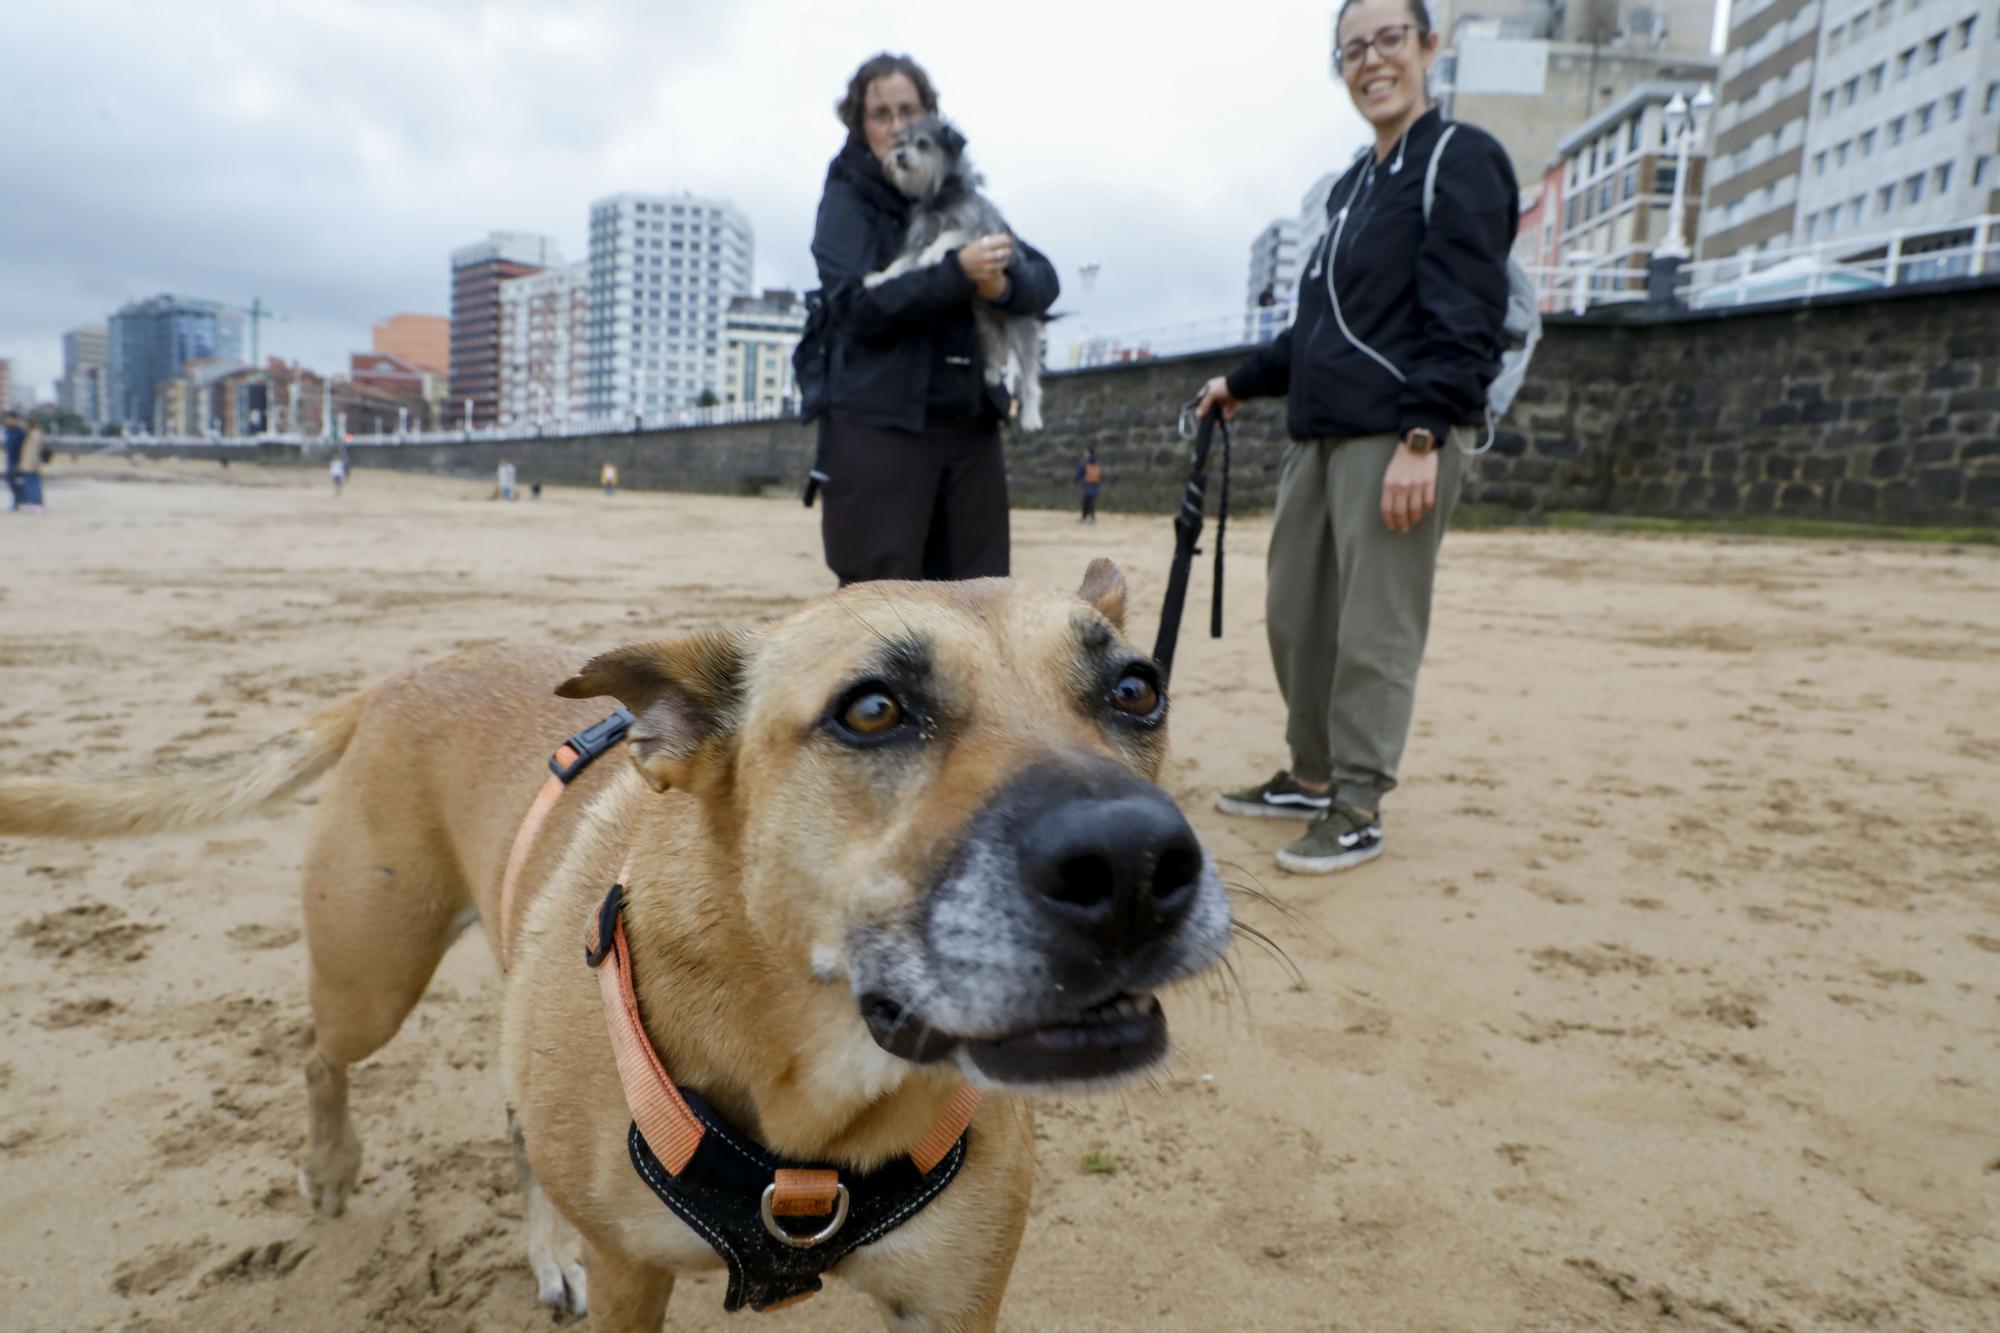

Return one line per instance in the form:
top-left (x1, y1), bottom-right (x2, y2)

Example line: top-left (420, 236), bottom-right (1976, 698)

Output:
top-left (1623, 166), bottom-right (1637, 199)
top-left (1627, 116), bottom-right (1641, 151)
top-left (1843, 77), bottom-right (1859, 106)
top-left (1805, 212), bottom-right (1820, 241)
top-left (1975, 156), bottom-right (1993, 187)
top-left (1946, 88), bottom-right (1964, 120)
top-left (1896, 47), bottom-right (1915, 78)
top-left (1923, 33), bottom-right (1944, 65)
top-left (1836, 140), bottom-right (1851, 166)
top-left (1868, 63), bottom-right (1885, 93)
top-left (1850, 194), bottom-right (1866, 224)
top-left (1821, 90), bottom-right (1836, 116)
top-left (1878, 183), bottom-right (1896, 214)
top-left (1917, 102), bottom-right (1935, 132)
top-left (1813, 149), bottom-right (1827, 176)
top-left (1860, 129), bottom-right (1876, 156)
top-left (1853, 11), bottom-right (1871, 38)
top-left (1654, 163), bottom-right (1677, 194)
top-left (1933, 162), bottom-right (1951, 193)
top-left (1888, 115), bottom-right (1906, 143)
top-left (1989, 82), bottom-right (2000, 114)
top-left (1904, 173), bottom-right (1923, 204)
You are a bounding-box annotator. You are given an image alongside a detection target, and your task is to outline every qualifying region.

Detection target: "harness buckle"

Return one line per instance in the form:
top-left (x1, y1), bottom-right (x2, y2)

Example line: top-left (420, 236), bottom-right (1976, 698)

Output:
top-left (759, 1180), bottom-right (850, 1249)
top-left (584, 883), bottom-right (625, 969)
top-left (552, 707), bottom-right (637, 783)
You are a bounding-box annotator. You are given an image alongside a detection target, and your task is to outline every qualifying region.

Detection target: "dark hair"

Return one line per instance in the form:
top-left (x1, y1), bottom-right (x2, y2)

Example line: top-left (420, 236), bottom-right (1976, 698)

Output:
top-left (1334, 0), bottom-right (1433, 40)
top-left (834, 53), bottom-right (940, 140)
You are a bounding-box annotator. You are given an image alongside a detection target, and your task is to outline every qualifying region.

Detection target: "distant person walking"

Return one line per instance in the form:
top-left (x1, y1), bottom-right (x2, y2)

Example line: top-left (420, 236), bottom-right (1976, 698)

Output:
top-left (601, 460), bottom-right (620, 499)
top-left (497, 460), bottom-right (517, 502)
top-left (4, 412), bottom-right (41, 513)
top-left (13, 416), bottom-right (47, 513)
top-left (329, 451), bottom-right (348, 497)
top-left (1075, 446), bottom-right (1101, 523)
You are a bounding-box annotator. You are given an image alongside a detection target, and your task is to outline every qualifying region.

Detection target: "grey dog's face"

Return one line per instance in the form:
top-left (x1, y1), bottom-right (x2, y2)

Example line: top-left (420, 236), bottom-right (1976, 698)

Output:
top-left (881, 114), bottom-right (965, 200)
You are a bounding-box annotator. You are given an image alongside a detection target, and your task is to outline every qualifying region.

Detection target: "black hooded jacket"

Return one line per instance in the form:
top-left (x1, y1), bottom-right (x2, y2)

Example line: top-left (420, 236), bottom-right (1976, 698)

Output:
top-left (1227, 109), bottom-right (1518, 442)
top-left (811, 140), bottom-right (1060, 433)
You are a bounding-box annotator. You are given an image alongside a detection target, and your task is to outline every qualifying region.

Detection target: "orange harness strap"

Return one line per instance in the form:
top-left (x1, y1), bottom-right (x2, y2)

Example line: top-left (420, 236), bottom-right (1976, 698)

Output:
top-left (496, 709), bottom-right (634, 968)
top-left (582, 871), bottom-right (983, 1182)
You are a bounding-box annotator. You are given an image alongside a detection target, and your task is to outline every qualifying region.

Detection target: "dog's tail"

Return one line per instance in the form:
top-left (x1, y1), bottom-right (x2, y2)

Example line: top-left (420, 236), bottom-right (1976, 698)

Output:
top-left (0, 692), bottom-right (369, 840)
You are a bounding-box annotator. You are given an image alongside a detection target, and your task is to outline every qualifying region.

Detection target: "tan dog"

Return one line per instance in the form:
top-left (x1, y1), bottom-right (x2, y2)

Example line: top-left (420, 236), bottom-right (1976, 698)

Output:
top-left (0, 562), bottom-right (1231, 1331)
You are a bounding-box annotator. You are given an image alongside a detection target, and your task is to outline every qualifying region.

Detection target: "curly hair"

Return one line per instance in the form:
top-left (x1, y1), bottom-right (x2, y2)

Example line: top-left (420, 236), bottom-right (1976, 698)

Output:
top-left (834, 52), bottom-right (940, 140)
top-left (1335, 0), bottom-right (1433, 39)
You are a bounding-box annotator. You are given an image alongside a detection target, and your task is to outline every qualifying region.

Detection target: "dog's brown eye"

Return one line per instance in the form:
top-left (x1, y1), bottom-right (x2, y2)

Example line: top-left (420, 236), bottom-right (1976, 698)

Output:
top-left (842, 691), bottom-right (904, 736)
top-left (1110, 671), bottom-right (1161, 718)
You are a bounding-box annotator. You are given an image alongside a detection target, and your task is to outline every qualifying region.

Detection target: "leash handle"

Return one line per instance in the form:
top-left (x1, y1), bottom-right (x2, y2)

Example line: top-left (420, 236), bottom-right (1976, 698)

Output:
top-left (1210, 418), bottom-right (1230, 640)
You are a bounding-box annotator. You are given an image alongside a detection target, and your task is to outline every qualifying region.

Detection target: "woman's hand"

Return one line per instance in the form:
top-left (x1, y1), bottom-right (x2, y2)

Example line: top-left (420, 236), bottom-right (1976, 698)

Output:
top-left (958, 233), bottom-right (1014, 301)
top-left (1380, 438), bottom-right (1440, 532)
top-left (1193, 376), bottom-right (1240, 422)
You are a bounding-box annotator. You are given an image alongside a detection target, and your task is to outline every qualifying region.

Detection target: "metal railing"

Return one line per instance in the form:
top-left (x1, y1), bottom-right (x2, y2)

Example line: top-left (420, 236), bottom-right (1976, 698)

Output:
top-left (57, 395), bottom-right (803, 449)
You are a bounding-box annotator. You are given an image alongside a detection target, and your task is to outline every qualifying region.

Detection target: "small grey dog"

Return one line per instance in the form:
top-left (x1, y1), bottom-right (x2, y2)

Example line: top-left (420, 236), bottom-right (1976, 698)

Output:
top-left (865, 115), bottom-right (1044, 431)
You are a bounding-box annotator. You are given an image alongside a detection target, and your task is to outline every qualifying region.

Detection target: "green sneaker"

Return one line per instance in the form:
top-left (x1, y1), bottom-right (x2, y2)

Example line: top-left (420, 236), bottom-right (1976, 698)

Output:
top-left (1215, 771), bottom-right (1333, 819)
top-left (1276, 802), bottom-right (1383, 874)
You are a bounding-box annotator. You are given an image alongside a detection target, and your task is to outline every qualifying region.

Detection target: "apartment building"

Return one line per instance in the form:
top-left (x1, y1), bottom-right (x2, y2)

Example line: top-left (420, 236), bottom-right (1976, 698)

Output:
top-left (721, 290), bottom-right (806, 411)
top-left (582, 193), bottom-right (753, 421)
top-left (498, 261), bottom-right (589, 428)
top-left (1794, 1), bottom-right (2000, 246)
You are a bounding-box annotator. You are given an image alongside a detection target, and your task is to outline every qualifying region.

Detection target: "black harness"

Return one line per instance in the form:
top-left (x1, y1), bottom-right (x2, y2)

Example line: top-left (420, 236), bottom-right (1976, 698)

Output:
top-left (624, 1083), bottom-right (970, 1312)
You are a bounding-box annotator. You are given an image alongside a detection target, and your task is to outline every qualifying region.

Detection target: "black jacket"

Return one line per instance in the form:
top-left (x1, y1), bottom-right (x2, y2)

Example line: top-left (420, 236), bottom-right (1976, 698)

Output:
top-left (1227, 109), bottom-right (1517, 442)
top-left (811, 140), bottom-right (1060, 433)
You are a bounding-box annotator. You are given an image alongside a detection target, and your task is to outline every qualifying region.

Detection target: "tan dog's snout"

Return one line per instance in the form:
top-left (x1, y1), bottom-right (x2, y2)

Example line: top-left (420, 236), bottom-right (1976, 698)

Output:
top-left (1013, 772), bottom-right (1203, 958)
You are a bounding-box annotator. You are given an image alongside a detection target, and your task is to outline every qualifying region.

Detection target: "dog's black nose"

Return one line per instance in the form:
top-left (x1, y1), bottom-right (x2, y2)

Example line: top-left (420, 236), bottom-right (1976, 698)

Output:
top-left (1018, 794), bottom-right (1203, 953)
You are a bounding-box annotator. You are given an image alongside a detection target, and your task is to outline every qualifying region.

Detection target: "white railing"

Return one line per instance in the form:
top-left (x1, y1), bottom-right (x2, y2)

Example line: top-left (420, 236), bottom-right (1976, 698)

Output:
top-left (1675, 211), bottom-right (1999, 306)
top-left (61, 395), bottom-right (803, 449)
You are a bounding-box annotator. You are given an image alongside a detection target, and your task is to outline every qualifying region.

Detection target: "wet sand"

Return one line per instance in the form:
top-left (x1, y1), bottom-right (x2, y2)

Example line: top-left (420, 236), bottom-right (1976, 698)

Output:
top-left (2, 459), bottom-right (1996, 1331)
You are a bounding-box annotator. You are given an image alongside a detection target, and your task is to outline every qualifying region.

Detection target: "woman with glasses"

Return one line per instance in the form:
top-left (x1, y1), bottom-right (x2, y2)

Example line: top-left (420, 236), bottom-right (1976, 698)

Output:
top-left (807, 52), bottom-right (1060, 586)
top-left (1196, 0), bottom-right (1518, 875)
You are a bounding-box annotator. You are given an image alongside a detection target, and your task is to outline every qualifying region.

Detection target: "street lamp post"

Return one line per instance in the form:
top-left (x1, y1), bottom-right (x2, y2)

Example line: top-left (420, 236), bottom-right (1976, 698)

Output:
top-left (1567, 249), bottom-right (1598, 316)
top-left (1650, 84), bottom-right (1713, 305)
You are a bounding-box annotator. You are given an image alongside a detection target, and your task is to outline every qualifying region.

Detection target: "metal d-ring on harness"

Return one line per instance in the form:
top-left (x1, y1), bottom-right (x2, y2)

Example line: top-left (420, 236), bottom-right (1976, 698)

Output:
top-left (1153, 400), bottom-right (1233, 681)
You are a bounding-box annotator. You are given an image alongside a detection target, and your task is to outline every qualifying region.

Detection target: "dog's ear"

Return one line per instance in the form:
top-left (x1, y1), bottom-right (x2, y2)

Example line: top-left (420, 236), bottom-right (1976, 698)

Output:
top-left (556, 631), bottom-right (749, 792)
top-left (1077, 558), bottom-right (1127, 633)
top-left (939, 121), bottom-right (967, 157)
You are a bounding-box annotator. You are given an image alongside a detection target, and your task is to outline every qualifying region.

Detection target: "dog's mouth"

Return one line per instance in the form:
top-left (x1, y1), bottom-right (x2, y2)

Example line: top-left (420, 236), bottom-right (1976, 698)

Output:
top-left (859, 990), bottom-right (1168, 1085)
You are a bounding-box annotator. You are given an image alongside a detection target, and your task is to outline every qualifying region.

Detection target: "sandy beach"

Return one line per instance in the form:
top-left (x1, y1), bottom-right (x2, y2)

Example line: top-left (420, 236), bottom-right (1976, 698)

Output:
top-left (1, 459), bottom-right (1996, 1331)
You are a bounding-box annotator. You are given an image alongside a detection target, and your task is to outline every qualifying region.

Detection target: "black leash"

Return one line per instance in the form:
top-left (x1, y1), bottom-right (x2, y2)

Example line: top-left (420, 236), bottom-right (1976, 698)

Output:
top-left (1152, 399), bottom-right (1232, 682)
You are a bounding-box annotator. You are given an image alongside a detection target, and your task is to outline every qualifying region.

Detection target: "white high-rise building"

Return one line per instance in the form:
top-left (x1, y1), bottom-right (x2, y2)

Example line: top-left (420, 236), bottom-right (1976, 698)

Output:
top-left (722, 290), bottom-right (807, 412)
top-left (1792, 1), bottom-right (2000, 250)
top-left (498, 262), bottom-right (588, 428)
top-left (60, 324), bottom-right (110, 425)
top-left (1244, 172), bottom-right (1340, 343)
top-left (583, 193), bottom-right (754, 421)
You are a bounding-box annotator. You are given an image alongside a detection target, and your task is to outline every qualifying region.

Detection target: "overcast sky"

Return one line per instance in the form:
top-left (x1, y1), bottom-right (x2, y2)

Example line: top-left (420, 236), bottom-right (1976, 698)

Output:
top-left (0, 0), bottom-right (1392, 401)
top-left (3, 0), bottom-right (1731, 403)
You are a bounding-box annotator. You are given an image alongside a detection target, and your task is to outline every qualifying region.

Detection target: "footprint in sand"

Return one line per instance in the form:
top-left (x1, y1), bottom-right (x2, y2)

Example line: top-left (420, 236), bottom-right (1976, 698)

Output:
top-left (226, 922), bottom-right (301, 950)
top-left (13, 901), bottom-right (160, 962)
top-left (37, 996), bottom-right (121, 1029)
top-left (111, 1240), bottom-right (220, 1298)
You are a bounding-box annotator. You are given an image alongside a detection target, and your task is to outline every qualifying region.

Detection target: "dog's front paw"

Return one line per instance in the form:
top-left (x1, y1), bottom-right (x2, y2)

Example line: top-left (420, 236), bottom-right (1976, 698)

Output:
top-left (1018, 405), bottom-right (1044, 432)
top-left (299, 1128), bottom-right (362, 1218)
top-left (863, 271), bottom-right (888, 289)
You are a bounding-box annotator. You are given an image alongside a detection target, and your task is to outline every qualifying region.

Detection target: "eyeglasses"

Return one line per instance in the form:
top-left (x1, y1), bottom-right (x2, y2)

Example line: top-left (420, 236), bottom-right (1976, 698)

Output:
top-left (865, 104), bottom-right (922, 126)
top-left (1336, 22), bottom-right (1419, 70)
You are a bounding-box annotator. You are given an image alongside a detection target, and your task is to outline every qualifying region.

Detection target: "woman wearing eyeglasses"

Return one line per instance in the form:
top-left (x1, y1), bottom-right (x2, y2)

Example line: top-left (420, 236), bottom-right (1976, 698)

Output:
top-left (805, 52), bottom-right (1060, 586)
top-left (1197, 0), bottom-right (1518, 875)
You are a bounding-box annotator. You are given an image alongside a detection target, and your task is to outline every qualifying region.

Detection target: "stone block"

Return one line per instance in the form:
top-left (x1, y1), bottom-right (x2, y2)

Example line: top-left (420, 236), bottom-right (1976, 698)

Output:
top-left (1832, 480), bottom-right (1879, 515)
top-left (1745, 480), bottom-right (1776, 513)
top-left (1968, 475), bottom-right (2000, 507)
top-left (1914, 468), bottom-right (1963, 505)
top-left (1870, 445), bottom-right (1909, 478)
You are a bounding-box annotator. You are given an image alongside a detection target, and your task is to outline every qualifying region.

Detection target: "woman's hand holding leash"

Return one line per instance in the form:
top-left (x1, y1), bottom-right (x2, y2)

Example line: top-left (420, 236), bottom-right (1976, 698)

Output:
top-left (958, 234), bottom-right (1014, 301)
top-left (1380, 436), bottom-right (1439, 532)
top-left (1193, 376), bottom-right (1240, 422)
